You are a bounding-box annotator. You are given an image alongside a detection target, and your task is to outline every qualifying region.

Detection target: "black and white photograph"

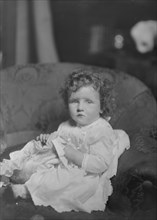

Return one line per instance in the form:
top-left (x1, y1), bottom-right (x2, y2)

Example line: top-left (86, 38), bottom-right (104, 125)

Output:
top-left (0, 1), bottom-right (157, 220)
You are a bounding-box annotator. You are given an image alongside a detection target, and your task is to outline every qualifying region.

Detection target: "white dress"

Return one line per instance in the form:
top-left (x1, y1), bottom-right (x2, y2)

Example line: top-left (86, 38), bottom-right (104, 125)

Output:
top-left (0, 118), bottom-right (130, 213)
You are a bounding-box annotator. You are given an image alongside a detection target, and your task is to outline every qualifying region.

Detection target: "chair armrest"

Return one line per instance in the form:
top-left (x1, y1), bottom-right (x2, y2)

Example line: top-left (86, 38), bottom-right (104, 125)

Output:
top-left (6, 131), bottom-right (40, 148)
top-left (108, 131), bottom-right (157, 212)
top-left (117, 154), bottom-right (157, 209)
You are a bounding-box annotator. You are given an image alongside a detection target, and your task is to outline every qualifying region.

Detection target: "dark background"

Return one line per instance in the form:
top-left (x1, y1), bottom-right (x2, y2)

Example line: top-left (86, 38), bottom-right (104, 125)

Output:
top-left (1, 0), bottom-right (157, 98)
top-left (50, 1), bottom-right (157, 98)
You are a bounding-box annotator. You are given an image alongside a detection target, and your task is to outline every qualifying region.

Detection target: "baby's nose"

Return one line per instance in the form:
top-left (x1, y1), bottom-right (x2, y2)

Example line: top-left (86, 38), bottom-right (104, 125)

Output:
top-left (77, 101), bottom-right (84, 111)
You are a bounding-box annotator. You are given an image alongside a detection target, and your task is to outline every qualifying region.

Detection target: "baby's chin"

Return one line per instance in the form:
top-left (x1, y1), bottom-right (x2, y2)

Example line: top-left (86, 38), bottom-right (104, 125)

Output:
top-left (75, 119), bottom-right (90, 127)
top-left (75, 118), bottom-right (100, 127)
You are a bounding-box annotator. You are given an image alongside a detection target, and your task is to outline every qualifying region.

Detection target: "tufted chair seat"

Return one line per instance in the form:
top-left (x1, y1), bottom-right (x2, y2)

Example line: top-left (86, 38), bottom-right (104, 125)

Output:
top-left (0, 63), bottom-right (157, 220)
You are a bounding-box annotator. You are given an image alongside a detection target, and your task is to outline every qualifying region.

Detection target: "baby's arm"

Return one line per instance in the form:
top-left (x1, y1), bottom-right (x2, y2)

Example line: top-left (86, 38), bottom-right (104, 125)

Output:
top-left (81, 140), bottom-right (114, 174)
top-left (64, 145), bottom-right (84, 167)
top-left (64, 137), bottom-right (114, 174)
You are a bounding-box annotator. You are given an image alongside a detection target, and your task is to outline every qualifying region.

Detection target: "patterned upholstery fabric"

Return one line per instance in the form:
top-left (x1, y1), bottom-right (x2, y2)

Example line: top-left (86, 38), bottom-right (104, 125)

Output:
top-left (1, 62), bottom-right (156, 147)
top-left (0, 62), bottom-right (157, 220)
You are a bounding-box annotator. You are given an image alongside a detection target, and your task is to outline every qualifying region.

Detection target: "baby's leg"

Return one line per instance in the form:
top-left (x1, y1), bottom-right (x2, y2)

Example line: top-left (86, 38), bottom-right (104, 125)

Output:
top-left (10, 168), bottom-right (33, 184)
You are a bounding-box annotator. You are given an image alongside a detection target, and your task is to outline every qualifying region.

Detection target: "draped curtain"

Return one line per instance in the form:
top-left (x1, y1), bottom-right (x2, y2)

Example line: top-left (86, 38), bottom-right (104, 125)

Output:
top-left (2, 0), bottom-right (59, 68)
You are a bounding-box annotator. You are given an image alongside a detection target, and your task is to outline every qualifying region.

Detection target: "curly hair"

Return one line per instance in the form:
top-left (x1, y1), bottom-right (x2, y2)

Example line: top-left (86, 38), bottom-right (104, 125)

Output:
top-left (60, 69), bottom-right (116, 119)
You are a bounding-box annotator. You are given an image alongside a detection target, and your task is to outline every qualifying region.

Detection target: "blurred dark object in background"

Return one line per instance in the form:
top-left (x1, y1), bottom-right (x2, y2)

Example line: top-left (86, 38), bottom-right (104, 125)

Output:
top-left (51, 1), bottom-right (157, 99)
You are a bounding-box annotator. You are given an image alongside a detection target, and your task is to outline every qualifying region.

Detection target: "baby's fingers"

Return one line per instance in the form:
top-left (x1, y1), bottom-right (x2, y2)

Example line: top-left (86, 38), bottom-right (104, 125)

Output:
top-left (36, 135), bottom-right (40, 140)
top-left (41, 134), bottom-right (49, 143)
top-left (37, 134), bottom-right (49, 143)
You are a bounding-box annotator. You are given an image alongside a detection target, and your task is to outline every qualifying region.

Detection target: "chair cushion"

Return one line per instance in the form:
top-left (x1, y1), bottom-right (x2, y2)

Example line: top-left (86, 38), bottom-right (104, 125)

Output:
top-left (0, 62), bottom-right (156, 149)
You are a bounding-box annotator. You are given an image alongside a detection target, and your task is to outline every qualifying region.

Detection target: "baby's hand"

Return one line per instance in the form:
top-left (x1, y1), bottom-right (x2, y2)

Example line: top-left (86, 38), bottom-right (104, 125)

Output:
top-left (36, 134), bottom-right (50, 144)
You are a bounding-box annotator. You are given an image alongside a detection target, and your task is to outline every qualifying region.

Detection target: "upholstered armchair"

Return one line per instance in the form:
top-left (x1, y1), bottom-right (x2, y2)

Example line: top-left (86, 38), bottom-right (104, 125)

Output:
top-left (0, 63), bottom-right (157, 220)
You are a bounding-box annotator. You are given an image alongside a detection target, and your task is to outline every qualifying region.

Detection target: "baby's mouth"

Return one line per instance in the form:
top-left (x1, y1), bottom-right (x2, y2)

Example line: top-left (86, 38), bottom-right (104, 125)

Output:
top-left (77, 114), bottom-right (85, 117)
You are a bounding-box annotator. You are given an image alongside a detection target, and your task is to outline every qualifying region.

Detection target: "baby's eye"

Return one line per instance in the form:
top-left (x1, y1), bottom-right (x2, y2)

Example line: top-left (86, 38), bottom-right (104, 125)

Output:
top-left (86, 99), bottom-right (93, 104)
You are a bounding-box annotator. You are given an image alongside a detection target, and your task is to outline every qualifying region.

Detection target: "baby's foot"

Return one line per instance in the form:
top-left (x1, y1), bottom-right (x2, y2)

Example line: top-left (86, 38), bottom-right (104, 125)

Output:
top-left (11, 184), bottom-right (29, 199)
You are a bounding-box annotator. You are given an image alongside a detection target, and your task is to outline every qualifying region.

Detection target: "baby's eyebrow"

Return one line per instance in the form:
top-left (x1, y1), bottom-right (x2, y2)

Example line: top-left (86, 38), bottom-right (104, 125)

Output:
top-left (69, 97), bottom-right (78, 100)
top-left (69, 98), bottom-right (78, 102)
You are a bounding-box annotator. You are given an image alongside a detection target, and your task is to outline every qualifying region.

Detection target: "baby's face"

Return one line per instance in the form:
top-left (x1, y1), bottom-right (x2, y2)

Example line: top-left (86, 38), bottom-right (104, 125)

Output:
top-left (68, 86), bottom-right (101, 127)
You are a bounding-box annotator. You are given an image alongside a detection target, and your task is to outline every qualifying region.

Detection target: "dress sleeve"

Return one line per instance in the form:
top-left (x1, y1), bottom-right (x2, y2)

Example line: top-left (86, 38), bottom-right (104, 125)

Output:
top-left (81, 135), bottom-right (115, 174)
